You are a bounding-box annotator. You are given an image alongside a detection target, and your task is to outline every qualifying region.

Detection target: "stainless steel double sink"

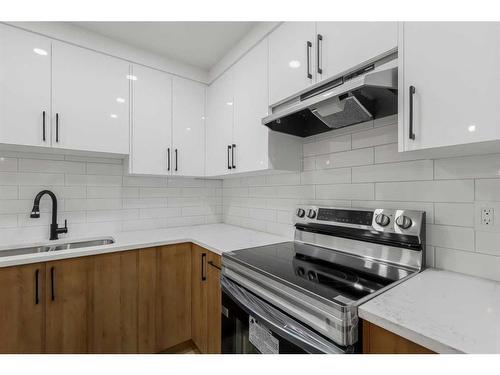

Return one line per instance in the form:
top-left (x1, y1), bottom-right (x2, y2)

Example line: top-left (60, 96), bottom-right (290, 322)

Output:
top-left (0, 238), bottom-right (115, 258)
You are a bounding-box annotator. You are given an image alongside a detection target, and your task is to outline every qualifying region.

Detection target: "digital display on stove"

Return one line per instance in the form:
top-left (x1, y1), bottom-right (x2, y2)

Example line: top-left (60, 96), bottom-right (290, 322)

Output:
top-left (316, 208), bottom-right (373, 226)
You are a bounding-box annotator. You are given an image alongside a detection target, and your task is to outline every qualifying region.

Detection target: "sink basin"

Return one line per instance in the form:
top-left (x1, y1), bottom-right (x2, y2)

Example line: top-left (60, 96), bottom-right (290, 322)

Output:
top-left (0, 238), bottom-right (115, 258)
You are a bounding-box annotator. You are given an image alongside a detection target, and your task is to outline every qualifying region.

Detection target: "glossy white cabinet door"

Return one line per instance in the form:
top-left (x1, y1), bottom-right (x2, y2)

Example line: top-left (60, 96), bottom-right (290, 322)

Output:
top-left (0, 25), bottom-right (51, 147)
top-left (52, 42), bottom-right (130, 154)
top-left (400, 22), bottom-right (500, 151)
top-left (233, 39), bottom-right (270, 173)
top-left (268, 22), bottom-right (316, 105)
top-left (172, 77), bottom-right (205, 177)
top-left (130, 65), bottom-right (172, 175)
top-left (205, 70), bottom-right (233, 176)
top-left (316, 22), bottom-right (397, 81)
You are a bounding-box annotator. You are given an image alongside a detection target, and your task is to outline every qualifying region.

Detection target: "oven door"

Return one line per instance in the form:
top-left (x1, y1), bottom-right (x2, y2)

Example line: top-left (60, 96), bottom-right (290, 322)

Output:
top-left (221, 276), bottom-right (347, 354)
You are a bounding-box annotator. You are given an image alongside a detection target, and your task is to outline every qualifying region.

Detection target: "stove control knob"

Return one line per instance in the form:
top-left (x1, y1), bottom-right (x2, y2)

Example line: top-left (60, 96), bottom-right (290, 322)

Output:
top-left (307, 209), bottom-right (316, 219)
top-left (296, 208), bottom-right (306, 218)
top-left (396, 215), bottom-right (412, 229)
top-left (375, 213), bottom-right (390, 227)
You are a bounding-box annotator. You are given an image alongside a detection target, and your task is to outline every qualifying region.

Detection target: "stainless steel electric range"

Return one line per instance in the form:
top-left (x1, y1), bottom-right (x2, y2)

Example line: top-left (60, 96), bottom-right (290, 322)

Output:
top-left (221, 205), bottom-right (425, 354)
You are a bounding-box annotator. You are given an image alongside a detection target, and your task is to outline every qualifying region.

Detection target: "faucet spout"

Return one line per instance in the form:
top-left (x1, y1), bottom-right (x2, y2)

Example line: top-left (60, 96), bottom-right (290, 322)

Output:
top-left (30, 190), bottom-right (68, 240)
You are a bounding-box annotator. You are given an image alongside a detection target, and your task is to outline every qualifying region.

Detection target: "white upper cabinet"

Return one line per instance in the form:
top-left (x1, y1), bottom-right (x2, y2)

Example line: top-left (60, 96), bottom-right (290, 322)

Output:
top-left (268, 22), bottom-right (317, 105)
top-left (52, 42), bottom-right (130, 154)
top-left (399, 22), bottom-right (500, 152)
top-left (172, 77), bottom-right (206, 177)
top-left (206, 70), bottom-right (234, 176)
top-left (316, 22), bottom-right (397, 81)
top-left (233, 39), bottom-right (270, 173)
top-left (0, 24), bottom-right (51, 147)
top-left (130, 65), bottom-right (172, 175)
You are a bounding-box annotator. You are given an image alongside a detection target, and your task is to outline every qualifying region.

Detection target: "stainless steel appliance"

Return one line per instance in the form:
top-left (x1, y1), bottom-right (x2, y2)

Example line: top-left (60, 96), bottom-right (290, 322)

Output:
top-left (262, 54), bottom-right (397, 137)
top-left (221, 205), bottom-right (425, 353)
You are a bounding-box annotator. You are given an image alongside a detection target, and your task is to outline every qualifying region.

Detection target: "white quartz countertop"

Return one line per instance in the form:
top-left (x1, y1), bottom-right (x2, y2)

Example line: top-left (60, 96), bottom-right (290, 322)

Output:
top-left (0, 224), bottom-right (289, 268)
top-left (359, 268), bottom-right (500, 354)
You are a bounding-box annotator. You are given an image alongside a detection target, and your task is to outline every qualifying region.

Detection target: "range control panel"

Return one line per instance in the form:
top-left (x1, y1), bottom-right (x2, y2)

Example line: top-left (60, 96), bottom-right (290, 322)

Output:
top-left (294, 205), bottom-right (424, 237)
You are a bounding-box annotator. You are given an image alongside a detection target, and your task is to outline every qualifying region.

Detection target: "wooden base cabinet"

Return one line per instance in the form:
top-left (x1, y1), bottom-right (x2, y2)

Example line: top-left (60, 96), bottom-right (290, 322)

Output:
top-left (0, 263), bottom-right (45, 353)
top-left (191, 245), bottom-right (221, 354)
top-left (362, 321), bottom-right (434, 354)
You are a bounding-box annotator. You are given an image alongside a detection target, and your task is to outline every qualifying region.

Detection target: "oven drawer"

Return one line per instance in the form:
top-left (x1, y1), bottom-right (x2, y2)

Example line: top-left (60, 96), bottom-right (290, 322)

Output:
top-left (221, 276), bottom-right (349, 354)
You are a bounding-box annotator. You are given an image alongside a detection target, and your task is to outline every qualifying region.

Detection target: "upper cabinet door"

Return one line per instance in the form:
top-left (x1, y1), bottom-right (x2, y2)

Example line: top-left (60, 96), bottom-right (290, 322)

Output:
top-left (52, 42), bottom-right (130, 154)
top-left (0, 25), bottom-right (51, 147)
top-left (205, 70), bottom-right (233, 176)
top-left (172, 77), bottom-right (206, 177)
top-left (130, 65), bottom-right (172, 175)
top-left (316, 22), bottom-right (397, 81)
top-left (268, 22), bottom-right (316, 105)
top-left (233, 39), bottom-right (270, 173)
top-left (400, 22), bottom-right (500, 151)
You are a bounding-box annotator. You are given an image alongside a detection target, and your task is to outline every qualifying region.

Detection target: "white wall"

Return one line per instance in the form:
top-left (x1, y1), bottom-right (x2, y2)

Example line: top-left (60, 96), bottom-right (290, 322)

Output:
top-left (0, 151), bottom-right (222, 244)
top-left (222, 115), bottom-right (500, 282)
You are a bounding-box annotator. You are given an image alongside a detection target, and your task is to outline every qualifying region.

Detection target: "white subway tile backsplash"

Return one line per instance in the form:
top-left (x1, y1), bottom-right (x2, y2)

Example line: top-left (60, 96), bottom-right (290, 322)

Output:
top-left (315, 148), bottom-right (373, 169)
top-left (374, 143), bottom-right (429, 164)
top-left (351, 124), bottom-right (397, 149)
top-left (475, 231), bottom-right (500, 256)
top-left (303, 134), bottom-right (351, 157)
top-left (475, 179), bottom-right (500, 201)
top-left (0, 154), bottom-right (221, 240)
top-left (435, 247), bottom-right (500, 282)
top-left (352, 160), bottom-right (433, 182)
top-left (427, 224), bottom-right (475, 251)
top-left (434, 203), bottom-right (474, 227)
top-left (376, 180), bottom-right (474, 202)
top-left (316, 183), bottom-right (374, 200)
top-left (300, 168), bottom-right (351, 185)
top-left (435, 154), bottom-right (500, 180)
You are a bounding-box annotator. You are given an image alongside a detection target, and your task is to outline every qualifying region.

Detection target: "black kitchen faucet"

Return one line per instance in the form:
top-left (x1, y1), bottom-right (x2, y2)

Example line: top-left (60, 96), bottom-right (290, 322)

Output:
top-left (30, 190), bottom-right (68, 240)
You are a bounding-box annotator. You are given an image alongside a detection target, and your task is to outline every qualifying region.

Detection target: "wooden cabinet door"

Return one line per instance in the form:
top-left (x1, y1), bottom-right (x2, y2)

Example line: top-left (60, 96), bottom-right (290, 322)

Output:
top-left (363, 320), bottom-right (434, 354)
top-left (191, 244), bottom-right (208, 353)
top-left (157, 243), bottom-right (192, 350)
top-left (138, 247), bottom-right (158, 353)
top-left (0, 263), bottom-right (45, 353)
top-left (90, 251), bottom-right (138, 353)
top-left (45, 257), bottom-right (90, 353)
top-left (206, 252), bottom-right (221, 354)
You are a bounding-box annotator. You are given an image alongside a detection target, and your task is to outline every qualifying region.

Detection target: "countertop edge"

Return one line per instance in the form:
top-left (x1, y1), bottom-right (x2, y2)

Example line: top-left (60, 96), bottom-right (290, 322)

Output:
top-left (359, 302), bottom-right (463, 354)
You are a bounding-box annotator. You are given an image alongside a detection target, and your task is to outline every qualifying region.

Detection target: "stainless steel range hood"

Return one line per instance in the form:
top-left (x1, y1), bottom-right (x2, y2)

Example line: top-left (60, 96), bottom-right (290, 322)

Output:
top-left (262, 55), bottom-right (398, 137)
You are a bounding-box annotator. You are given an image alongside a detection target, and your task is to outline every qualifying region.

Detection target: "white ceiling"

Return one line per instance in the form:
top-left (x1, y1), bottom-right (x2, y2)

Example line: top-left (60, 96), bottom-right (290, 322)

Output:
top-left (73, 22), bottom-right (258, 70)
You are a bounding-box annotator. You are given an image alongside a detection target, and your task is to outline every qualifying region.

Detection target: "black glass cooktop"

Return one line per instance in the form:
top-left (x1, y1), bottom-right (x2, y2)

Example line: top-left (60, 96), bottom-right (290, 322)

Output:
top-left (224, 242), bottom-right (409, 304)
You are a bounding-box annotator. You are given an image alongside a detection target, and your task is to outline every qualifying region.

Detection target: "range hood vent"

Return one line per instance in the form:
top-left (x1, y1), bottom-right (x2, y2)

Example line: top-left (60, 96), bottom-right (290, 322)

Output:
top-left (263, 56), bottom-right (398, 138)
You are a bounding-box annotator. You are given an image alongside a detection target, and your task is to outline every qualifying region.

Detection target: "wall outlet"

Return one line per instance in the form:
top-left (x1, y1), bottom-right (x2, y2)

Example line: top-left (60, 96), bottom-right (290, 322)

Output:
top-left (481, 208), bottom-right (494, 225)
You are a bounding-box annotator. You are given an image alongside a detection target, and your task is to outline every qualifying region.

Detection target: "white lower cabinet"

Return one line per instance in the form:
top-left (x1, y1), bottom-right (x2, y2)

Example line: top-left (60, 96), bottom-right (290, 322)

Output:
top-left (206, 38), bottom-right (301, 177)
top-left (172, 77), bottom-right (206, 177)
top-left (52, 42), bottom-right (130, 154)
top-left (0, 24), bottom-right (51, 148)
top-left (129, 65), bottom-right (172, 176)
top-left (399, 22), bottom-right (500, 152)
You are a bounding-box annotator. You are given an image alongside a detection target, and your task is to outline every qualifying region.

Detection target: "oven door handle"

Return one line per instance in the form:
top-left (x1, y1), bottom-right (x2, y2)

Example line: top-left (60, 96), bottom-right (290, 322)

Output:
top-left (221, 276), bottom-right (346, 354)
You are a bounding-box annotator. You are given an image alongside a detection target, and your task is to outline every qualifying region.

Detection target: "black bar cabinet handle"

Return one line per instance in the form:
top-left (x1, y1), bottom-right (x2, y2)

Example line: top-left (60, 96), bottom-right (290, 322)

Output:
top-left (50, 266), bottom-right (55, 301)
top-left (306, 41), bottom-right (313, 79)
top-left (55, 113), bottom-right (59, 142)
top-left (201, 253), bottom-right (207, 281)
top-left (167, 148), bottom-right (170, 171)
top-left (409, 85), bottom-right (416, 140)
top-left (42, 111), bottom-right (46, 142)
top-left (231, 144), bottom-right (236, 169)
top-left (317, 34), bottom-right (323, 74)
top-left (175, 149), bottom-right (178, 171)
top-left (34, 269), bottom-right (40, 305)
top-left (227, 145), bottom-right (232, 170)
